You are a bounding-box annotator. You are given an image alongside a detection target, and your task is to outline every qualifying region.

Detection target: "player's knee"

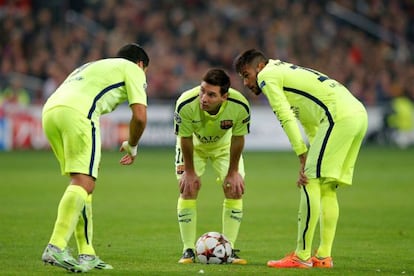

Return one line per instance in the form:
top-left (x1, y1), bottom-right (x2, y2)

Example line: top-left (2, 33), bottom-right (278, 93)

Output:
top-left (224, 190), bottom-right (242, 199)
top-left (70, 173), bottom-right (95, 194)
top-left (180, 189), bottom-right (199, 199)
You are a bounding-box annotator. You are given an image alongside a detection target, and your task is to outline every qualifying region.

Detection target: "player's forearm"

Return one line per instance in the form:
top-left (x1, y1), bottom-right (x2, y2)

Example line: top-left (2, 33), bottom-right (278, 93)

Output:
top-left (129, 119), bottom-right (145, 146)
top-left (228, 136), bottom-right (244, 174)
top-left (282, 120), bottom-right (307, 156)
top-left (181, 137), bottom-right (196, 173)
top-left (129, 104), bottom-right (147, 146)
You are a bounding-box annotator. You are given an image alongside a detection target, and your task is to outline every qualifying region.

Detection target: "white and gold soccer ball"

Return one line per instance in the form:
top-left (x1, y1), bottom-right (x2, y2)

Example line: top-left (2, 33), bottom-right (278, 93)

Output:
top-left (195, 232), bottom-right (232, 264)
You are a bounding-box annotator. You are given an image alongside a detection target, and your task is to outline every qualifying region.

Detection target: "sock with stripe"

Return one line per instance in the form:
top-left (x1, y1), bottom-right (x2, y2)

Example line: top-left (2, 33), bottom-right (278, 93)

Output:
top-left (295, 178), bottom-right (320, 260)
top-left (177, 198), bottom-right (197, 252)
top-left (222, 198), bottom-right (243, 248)
top-left (316, 181), bottom-right (339, 258)
top-left (49, 185), bottom-right (88, 250)
top-left (75, 194), bottom-right (96, 255)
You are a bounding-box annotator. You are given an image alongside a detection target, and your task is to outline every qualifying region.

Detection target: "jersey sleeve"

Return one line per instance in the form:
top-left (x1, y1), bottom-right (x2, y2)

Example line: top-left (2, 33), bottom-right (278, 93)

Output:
top-left (124, 62), bottom-right (148, 106)
top-left (229, 90), bottom-right (250, 136)
top-left (175, 106), bottom-right (194, 137)
top-left (174, 90), bottom-right (197, 137)
top-left (259, 69), bottom-right (307, 155)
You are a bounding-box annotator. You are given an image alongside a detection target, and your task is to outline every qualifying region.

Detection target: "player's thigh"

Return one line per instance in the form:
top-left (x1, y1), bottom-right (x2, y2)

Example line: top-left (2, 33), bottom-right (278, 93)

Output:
top-left (337, 113), bottom-right (368, 183)
top-left (64, 120), bottom-right (101, 178)
top-left (52, 107), bottom-right (101, 177)
top-left (211, 149), bottom-right (245, 182)
top-left (175, 145), bottom-right (207, 179)
top-left (307, 114), bottom-right (367, 182)
top-left (42, 109), bottom-right (66, 174)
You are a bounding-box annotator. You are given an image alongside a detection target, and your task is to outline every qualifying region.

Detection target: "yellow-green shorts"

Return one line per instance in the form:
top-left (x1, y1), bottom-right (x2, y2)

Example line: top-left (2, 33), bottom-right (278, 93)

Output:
top-left (305, 111), bottom-right (368, 185)
top-left (42, 106), bottom-right (101, 178)
top-left (175, 143), bottom-right (245, 183)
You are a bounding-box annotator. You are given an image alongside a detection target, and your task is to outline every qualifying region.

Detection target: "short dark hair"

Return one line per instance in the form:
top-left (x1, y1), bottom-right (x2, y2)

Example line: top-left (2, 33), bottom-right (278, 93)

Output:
top-left (202, 68), bottom-right (231, 95)
top-left (116, 43), bottom-right (149, 67)
top-left (234, 49), bottom-right (268, 74)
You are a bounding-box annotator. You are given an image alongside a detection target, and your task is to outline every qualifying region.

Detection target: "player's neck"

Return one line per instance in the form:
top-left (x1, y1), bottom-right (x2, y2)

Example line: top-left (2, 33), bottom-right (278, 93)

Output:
top-left (206, 104), bottom-right (222, 115)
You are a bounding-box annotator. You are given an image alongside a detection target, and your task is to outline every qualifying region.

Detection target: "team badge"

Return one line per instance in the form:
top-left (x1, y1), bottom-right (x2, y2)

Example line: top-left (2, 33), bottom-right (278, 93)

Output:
top-left (220, 120), bottom-right (233, 129)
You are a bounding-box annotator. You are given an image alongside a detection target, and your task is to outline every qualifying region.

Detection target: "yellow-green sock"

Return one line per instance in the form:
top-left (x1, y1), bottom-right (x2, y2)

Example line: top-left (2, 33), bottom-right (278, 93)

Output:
top-left (75, 194), bottom-right (96, 255)
top-left (49, 185), bottom-right (88, 250)
top-left (177, 198), bottom-right (196, 252)
top-left (317, 182), bottom-right (339, 257)
top-left (222, 198), bottom-right (243, 248)
top-left (296, 178), bottom-right (320, 260)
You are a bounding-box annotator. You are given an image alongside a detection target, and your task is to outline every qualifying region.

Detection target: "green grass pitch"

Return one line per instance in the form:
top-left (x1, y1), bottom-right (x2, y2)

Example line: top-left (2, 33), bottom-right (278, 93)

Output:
top-left (0, 145), bottom-right (413, 275)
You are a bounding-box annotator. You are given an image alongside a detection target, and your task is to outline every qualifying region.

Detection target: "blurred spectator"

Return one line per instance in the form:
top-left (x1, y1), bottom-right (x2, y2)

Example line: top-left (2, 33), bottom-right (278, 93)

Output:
top-left (0, 75), bottom-right (31, 109)
top-left (385, 96), bottom-right (414, 148)
top-left (0, 0), bottom-right (413, 106)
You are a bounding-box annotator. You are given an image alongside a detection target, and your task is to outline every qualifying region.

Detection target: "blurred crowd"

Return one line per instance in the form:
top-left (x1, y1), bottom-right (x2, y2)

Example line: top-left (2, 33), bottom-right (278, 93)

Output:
top-left (1, 0), bottom-right (414, 109)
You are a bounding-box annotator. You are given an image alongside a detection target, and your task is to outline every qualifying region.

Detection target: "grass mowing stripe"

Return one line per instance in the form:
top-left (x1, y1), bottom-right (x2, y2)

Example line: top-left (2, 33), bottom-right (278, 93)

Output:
top-left (0, 146), bottom-right (412, 275)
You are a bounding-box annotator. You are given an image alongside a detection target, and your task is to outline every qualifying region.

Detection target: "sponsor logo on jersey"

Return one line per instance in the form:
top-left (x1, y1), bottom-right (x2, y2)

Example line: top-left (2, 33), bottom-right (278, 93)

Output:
top-left (259, 80), bottom-right (266, 89)
top-left (195, 133), bottom-right (221, 143)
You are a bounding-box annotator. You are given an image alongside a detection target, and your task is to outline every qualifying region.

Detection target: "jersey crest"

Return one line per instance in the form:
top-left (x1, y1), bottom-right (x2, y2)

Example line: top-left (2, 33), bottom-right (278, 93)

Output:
top-left (220, 120), bottom-right (233, 129)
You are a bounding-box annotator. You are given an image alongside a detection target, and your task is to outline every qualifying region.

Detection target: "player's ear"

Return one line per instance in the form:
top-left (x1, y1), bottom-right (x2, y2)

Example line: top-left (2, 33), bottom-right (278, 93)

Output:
top-left (256, 62), bottom-right (265, 72)
top-left (137, 61), bottom-right (147, 71)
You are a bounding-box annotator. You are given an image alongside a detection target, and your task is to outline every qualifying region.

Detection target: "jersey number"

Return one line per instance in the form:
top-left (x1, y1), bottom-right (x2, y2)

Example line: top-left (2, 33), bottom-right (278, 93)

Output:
top-left (69, 62), bottom-right (94, 77)
top-left (290, 65), bottom-right (329, 82)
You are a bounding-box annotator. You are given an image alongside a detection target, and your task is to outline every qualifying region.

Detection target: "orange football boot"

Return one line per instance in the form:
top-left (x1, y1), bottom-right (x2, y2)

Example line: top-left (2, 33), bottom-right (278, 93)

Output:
top-left (267, 252), bottom-right (312, 268)
top-left (311, 256), bottom-right (333, 268)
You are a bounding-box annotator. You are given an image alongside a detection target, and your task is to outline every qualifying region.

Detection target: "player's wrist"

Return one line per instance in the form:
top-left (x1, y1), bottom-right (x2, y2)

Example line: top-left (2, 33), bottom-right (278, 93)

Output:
top-left (122, 141), bottom-right (138, 157)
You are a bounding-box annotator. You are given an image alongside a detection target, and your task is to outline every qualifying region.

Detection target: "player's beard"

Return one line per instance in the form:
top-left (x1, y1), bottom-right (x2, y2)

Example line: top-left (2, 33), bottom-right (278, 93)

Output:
top-left (250, 84), bottom-right (262, 95)
top-left (201, 102), bottom-right (221, 115)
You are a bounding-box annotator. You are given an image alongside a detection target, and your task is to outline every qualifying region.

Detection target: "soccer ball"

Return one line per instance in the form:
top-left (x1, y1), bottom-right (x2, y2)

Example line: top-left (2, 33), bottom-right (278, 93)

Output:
top-left (195, 231), bottom-right (232, 264)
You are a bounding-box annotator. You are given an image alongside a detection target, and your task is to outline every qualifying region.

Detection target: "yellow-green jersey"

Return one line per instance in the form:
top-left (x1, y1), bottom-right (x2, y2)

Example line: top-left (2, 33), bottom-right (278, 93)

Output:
top-left (43, 58), bottom-right (147, 122)
top-left (258, 59), bottom-right (366, 156)
top-left (174, 87), bottom-right (250, 150)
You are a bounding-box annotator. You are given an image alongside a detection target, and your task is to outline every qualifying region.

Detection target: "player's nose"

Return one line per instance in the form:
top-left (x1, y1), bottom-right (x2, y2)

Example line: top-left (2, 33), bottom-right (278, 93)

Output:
top-left (200, 94), bottom-right (208, 102)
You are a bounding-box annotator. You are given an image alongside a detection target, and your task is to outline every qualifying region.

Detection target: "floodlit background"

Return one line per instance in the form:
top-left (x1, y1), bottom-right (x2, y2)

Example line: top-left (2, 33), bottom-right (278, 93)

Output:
top-left (0, 0), bottom-right (413, 151)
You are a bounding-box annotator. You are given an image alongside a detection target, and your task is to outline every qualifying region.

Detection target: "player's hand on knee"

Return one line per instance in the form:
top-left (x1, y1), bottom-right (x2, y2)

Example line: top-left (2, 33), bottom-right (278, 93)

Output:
top-left (223, 172), bottom-right (245, 197)
top-left (179, 172), bottom-right (200, 196)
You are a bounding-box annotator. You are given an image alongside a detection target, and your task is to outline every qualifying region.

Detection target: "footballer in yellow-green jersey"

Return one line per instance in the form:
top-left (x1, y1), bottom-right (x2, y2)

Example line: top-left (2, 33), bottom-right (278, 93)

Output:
top-left (41, 44), bottom-right (149, 273)
top-left (235, 49), bottom-right (367, 268)
top-left (174, 68), bottom-right (250, 265)
top-left (43, 58), bottom-right (147, 122)
top-left (174, 87), bottom-right (250, 151)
